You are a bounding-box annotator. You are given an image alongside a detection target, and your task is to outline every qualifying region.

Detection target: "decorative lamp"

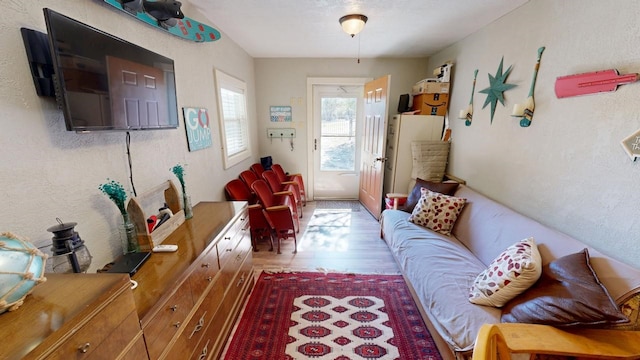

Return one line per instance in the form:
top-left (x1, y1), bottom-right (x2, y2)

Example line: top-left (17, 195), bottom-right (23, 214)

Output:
top-left (46, 218), bottom-right (92, 273)
top-left (0, 232), bottom-right (47, 314)
top-left (339, 14), bottom-right (368, 37)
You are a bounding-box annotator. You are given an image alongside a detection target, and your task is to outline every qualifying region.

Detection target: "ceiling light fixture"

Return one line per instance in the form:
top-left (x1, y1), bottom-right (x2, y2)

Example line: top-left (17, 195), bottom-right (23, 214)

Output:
top-left (339, 14), bottom-right (368, 37)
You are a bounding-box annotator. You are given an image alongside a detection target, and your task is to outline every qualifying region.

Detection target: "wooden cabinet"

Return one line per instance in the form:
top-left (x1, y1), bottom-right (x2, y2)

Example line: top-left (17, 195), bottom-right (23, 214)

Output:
top-left (2, 201), bottom-right (253, 360)
top-left (0, 273), bottom-right (144, 360)
top-left (132, 201), bottom-right (253, 360)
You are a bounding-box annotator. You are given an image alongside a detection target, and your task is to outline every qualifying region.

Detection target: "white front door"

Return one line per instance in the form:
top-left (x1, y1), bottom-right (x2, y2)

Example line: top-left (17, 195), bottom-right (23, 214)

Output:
top-left (312, 84), bottom-right (364, 199)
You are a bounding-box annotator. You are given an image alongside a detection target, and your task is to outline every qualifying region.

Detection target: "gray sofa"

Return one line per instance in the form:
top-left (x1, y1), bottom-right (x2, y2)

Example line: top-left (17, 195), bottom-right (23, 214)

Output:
top-left (380, 184), bottom-right (640, 360)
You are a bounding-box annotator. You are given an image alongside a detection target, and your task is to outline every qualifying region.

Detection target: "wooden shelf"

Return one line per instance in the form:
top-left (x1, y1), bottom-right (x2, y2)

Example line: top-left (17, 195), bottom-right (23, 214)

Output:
top-left (127, 180), bottom-right (185, 251)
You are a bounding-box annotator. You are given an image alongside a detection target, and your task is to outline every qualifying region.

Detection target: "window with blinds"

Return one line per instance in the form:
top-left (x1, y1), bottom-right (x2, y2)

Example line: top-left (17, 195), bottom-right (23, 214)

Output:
top-left (215, 69), bottom-right (251, 168)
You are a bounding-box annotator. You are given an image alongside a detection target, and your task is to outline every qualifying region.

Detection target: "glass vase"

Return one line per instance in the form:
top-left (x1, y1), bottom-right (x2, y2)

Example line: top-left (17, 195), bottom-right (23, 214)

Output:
top-left (121, 213), bottom-right (140, 254)
top-left (183, 193), bottom-right (193, 219)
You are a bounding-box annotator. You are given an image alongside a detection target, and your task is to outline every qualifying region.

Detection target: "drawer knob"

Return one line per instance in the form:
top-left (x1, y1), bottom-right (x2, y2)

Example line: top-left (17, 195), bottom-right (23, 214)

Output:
top-left (224, 236), bottom-right (231, 240)
top-left (78, 342), bottom-right (91, 353)
top-left (201, 263), bottom-right (210, 268)
top-left (170, 305), bottom-right (178, 312)
top-left (207, 276), bottom-right (213, 281)
top-left (226, 248), bottom-right (232, 252)
top-left (236, 274), bottom-right (245, 287)
top-left (173, 321), bottom-right (182, 328)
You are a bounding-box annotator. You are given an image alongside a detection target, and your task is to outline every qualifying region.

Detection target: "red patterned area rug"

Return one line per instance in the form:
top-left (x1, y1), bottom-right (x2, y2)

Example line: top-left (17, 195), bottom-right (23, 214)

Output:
top-left (223, 271), bottom-right (442, 360)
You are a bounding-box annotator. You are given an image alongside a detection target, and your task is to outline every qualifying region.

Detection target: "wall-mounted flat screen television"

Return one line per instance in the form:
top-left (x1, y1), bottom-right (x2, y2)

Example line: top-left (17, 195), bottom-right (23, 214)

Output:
top-left (43, 8), bottom-right (179, 132)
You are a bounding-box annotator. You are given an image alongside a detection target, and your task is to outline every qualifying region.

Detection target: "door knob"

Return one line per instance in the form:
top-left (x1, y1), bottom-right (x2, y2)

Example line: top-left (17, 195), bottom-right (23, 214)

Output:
top-left (374, 157), bottom-right (387, 162)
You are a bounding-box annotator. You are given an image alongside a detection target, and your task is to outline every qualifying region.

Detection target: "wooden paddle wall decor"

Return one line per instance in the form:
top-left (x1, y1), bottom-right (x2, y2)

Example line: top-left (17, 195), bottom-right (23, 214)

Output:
top-left (459, 69), bottom-right (478, 126)
top-left (511, 46), bottom-right (545, 127)
top-left (555, 69), bottom-right (639, 98)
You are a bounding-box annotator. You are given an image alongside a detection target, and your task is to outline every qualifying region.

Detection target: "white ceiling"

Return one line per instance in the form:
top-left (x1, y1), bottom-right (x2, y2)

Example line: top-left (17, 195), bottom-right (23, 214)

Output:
top-left (190, 0), bottom-right (529, 58)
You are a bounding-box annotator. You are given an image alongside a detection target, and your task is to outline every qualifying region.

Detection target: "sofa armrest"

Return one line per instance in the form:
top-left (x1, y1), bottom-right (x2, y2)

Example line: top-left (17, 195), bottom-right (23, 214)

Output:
top-left (472, 323), bottom-right (640, 360)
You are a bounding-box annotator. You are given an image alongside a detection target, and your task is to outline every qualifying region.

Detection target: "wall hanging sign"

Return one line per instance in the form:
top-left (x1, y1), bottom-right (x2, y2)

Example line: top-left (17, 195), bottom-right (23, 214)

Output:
top-left (459, 69), bottom-right (478, 126)
top-left (555, 69), bottom-right (639, 98)
top-left (101, 0), bottom-right (221, 42)
top-left (621, 128), bottom-right (640, 161)
top-left (479, 57), bottom-right (516, 123)
top-left (511, 46), bottom-right (545, 127)
top-left (270, 106), bottom-right (292, 122)
top-left (183, 107), bottom-right (212, 151)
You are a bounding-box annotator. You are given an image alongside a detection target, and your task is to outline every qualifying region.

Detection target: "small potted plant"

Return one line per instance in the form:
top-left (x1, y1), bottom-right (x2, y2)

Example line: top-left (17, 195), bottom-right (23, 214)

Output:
top-left (99, 179), bottom-right (140, 253)
top-left (171, 164), bottom-right (193, 219)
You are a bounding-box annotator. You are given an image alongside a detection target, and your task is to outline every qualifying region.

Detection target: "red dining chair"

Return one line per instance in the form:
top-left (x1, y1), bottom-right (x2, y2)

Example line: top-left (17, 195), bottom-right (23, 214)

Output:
top-left (272, 164), bottom-right (306, 206)
top-left (262, 170), bottom-right (302, 218)
top-left (224, 179), bottom-right (274, 252)
top-left (239, 170), bottom-right (259, 189)
top-left (250, 163), bottom-right (265, 177)
top-left (251, 179), bottom-right (298, 254)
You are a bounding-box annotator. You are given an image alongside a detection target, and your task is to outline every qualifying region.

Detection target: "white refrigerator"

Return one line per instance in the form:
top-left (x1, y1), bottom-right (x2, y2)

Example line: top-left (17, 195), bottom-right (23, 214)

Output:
top-left (383, 114), bottom-right (444, 195)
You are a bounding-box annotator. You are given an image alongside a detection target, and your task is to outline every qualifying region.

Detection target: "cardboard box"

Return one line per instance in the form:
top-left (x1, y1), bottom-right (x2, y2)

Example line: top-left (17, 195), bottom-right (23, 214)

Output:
top-left (412, 93), bottom-right (449, 116)
top-left (412, 81), bottom-right (450, 95)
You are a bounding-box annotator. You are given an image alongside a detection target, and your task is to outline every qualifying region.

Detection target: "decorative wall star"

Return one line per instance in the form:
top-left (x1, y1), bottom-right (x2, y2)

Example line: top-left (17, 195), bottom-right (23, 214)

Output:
top-left (479, 57), bottom-right (516, 123)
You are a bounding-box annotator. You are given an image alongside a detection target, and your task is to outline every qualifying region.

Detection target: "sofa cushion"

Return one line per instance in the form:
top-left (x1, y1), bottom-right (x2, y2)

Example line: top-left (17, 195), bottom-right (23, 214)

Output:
top-left (380, 209), bottom-right (500, 353)
top-left (408, 188), bottom-right (466, 235)
top-left (469, 237), bottom-right (542, 307)
top-left (501, 249), bottom-right (629, 326)
top-left (402, 178), bottom-right (459, 213)
top-left (451, 185), bottom-right (640, 304)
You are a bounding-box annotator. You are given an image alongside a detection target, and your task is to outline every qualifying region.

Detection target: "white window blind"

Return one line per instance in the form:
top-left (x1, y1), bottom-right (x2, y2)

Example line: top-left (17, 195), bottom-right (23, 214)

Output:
top-left (220, 88), bottom-right (248, 156)
top-left (215, 69), bottom-right (250, 168)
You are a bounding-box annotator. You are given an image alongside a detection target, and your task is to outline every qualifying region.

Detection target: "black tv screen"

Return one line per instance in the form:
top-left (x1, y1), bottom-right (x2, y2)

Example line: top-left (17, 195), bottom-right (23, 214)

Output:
top-left (43, 8), bottom-right (179, 132)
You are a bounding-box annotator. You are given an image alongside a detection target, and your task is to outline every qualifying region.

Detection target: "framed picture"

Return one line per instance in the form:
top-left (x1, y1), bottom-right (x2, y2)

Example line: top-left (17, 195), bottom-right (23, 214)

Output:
top-left (621, 128), bottom-right (640, 161)
top-left (270, 106), bottom-right (292, 122)
top-left (183, 107), bottom-right (212, 152)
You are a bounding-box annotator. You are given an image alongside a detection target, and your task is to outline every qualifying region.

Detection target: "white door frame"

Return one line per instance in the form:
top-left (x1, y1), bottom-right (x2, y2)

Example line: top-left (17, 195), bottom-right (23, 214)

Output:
top-left (306, 77), bottom-right (370, 201)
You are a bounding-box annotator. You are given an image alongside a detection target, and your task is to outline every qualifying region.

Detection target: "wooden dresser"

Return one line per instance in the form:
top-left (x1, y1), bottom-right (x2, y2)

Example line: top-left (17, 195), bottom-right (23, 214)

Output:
top-left (132, 200), bottom-right (253, 360)
top-left (1, 201), bottom-right (253, 360)
top-left (0, 273), bottom-right (146, 360)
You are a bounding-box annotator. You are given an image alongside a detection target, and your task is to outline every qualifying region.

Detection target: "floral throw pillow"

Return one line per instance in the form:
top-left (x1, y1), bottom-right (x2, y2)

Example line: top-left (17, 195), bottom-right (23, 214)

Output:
top-left (407, 188), bottom-right (466, 235)
top-left (469, 237), bottom-right (542, 307)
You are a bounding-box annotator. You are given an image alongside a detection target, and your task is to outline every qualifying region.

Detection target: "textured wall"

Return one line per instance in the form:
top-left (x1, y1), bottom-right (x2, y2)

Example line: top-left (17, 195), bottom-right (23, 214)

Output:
top-left (253, 57), bottom-right (430, 190)
top-left (0, 1), bottom-right (257, 270)
top-left (427, 0), bottom-right (640, 268)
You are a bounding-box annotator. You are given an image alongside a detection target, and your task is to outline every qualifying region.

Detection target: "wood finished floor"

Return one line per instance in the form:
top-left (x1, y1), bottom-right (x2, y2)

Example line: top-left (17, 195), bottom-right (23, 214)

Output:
top-left (251, 200), bottom-right (401, 275)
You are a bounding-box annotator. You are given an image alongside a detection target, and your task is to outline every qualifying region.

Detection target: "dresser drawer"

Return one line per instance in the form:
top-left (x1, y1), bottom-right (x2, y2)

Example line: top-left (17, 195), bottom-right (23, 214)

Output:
top-left (120, 333), bottom-right (149, 360)
top-left (166, 278), bottom-right (226, 359)
top-left (189, 248), bottom-right (219, 300)
top-left (44, 289), bottom-right (140, 360)
top-left (226, 251), bottom-right (253, 305)
top-left (144, 282), bottom-right (194, 359)
top-left (219, 231), bottom-right (252, 288)
top-left (195, 257), bottom-right (254, 360)
top-left (216, 214), bottom-right (248, 259)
